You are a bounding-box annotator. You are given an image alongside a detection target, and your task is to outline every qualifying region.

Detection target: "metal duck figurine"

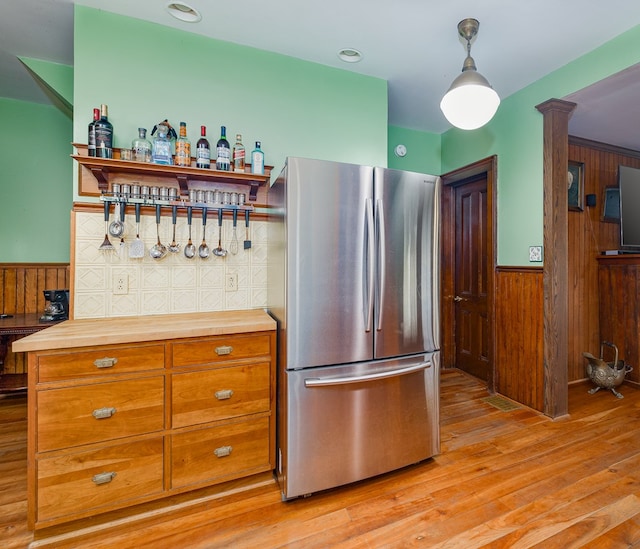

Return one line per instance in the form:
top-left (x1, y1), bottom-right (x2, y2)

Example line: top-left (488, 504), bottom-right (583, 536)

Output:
top-left (583, 341), bottom-right (632, 399)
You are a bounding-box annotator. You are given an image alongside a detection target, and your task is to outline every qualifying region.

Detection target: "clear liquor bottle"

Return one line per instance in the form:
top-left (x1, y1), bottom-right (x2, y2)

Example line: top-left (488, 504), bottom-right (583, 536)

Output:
top-left (216, 126), bottom-right (231, 171)
top-left (132, 128), bottom-right (152, 163)
top-left (196, 126), bottom-right (211, 169)
top-left (152, 124), bottom-right (172, 165)
top-left (174, 122), bottom-right (191, 167)
top-left (88, 108), bottom-right (99, 157)
top-left (251, 141), bottom-right (264, 175)
top-left (94, 104), bottom-right (113, 159)
top-left (233, 134), bottom-right (245, 173)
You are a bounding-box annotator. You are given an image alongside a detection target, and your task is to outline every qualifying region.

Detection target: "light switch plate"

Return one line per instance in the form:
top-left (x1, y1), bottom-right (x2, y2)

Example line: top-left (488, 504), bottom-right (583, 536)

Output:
top-left (529, 246), bottom-right (543, 262)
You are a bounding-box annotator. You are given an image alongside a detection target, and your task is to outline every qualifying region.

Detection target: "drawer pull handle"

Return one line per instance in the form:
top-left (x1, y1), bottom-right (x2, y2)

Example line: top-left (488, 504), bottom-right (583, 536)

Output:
top-left (215, 345), bottom-right (233, 356)
top-left (214, 445), bottom-right (233, 458)
top-left (92, 407), bottom-right (117, 419)
top-left (92, 471), bottom-right (117, 485)
top-left (94, 357), bottom-right (118, 369)
top-left (215, 389), bottom-right (234, 400)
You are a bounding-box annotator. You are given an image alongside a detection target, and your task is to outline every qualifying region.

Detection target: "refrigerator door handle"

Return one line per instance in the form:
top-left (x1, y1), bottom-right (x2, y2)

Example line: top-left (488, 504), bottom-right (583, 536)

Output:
top-left (375, 198), bottom-right (386, 331)
top-left (365, 198), bottom-right (375, 332)
top-left (304, 361), bottom-right (430, 387)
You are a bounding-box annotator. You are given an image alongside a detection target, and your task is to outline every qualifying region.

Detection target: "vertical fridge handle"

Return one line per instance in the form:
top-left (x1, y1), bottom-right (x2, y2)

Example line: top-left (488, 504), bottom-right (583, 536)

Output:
top-left (365, 198), bottom-right (375, 332)
top-left (376, 198), bottom-right (386, 331)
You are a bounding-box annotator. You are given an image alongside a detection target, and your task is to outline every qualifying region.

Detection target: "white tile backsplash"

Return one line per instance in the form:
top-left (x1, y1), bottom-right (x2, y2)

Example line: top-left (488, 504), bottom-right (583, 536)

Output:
top-left (73, 210), bottom-right (268, 318)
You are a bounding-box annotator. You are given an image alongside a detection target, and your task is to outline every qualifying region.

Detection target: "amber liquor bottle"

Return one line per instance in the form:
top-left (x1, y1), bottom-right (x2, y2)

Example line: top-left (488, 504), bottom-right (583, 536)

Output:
top-left (174, 122), bottom-right (191, 167)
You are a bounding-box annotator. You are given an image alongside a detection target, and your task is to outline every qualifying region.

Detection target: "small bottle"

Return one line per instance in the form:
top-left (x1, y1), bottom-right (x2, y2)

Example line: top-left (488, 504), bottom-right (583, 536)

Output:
top-left (174, 122), bottom-right (191, 167)
top-left (132, 128), bottom-right (152, 163)
top-left (94, 104), bottom-right (113, 159)
top-left (196, 125), bottom-right (211, 169)
top-left (251, 141), bottom-right (264, 175)
top-left (233, 134), bottom-right (245, 173)
top-left (216, 126), bottom-right (231, 171)
top-left (87, 108), bottom-right (99, 157)
top-left (151, 123), bottom-right (172, 165)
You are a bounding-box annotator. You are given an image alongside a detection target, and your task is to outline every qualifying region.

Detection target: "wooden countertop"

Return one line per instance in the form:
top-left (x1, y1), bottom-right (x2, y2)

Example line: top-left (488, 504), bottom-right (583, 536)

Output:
top-left (12, 309), bottom-right (276, 352)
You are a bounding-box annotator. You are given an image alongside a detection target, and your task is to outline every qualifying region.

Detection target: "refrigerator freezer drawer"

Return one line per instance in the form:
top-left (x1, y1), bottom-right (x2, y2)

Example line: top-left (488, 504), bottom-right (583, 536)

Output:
top-left (278, 352), bottom-right (440, 499)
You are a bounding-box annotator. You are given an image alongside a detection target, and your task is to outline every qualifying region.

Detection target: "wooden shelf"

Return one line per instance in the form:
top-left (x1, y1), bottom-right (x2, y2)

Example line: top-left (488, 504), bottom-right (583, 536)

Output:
top-left (72, 144), bottom-right (272, 202)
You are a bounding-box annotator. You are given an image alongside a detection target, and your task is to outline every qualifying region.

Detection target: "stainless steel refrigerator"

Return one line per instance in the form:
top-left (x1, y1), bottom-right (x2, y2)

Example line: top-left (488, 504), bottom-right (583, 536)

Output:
top-left (267, 157), bottom-right (440, 499)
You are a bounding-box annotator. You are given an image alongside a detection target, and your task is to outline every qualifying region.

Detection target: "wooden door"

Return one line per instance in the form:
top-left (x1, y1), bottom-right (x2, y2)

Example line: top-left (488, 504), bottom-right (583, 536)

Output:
top-left (454, 175), bottom-right (490, 380)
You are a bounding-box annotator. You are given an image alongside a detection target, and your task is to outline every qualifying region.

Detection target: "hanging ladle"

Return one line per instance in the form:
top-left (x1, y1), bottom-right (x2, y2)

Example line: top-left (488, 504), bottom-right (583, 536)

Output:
top-left (213, 208), bottom-right (227, 257)
top-left (198, 208), bottom-right (210, 259)
top-left (184, 206), bottom-right (196, 259)
top-left (149, 204), bottom-right (167, 259)
top-left (108, 202), bottom-right (124, 238)
top-left (168, 204), bottom-right (180, 253)
top-left (99, 200), bottom-right (115, 251)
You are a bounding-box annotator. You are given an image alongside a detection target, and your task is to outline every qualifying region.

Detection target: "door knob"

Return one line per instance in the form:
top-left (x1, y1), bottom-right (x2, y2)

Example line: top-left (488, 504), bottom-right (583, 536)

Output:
top-left (454, 296), bottom-right (463, 302)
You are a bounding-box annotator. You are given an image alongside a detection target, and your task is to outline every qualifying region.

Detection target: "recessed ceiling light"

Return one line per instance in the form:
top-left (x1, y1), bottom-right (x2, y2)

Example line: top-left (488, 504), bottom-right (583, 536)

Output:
top-left (166, 2), bottom-right (202, 23)
top-left (338, 48), bottom-right (363, 63)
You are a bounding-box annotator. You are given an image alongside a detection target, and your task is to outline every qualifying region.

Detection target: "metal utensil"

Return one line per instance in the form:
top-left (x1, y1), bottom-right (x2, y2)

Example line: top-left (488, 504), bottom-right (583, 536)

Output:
top-left (99, 201), bottom-right (115, 251)
top-left (168, 205), bottom-right (180, 253)
top-left (229, 208), bottom-right (239, 255)
top-left (214, 208), bottom-right (227, 257)
top-left (118, 202), bottom-right (126, 255)
top-left (198, 208), bottom-right (210, 259)
top-left (150, 204), bottom-right (167, 259)
top-left (243, 209), bottom-right (252, 249)
top-left (184, 206), bottom-right (196, 259)
top-left (108, 202), bottom-right (124, 238)
top-left (129, 202), bottom-right (145, 258)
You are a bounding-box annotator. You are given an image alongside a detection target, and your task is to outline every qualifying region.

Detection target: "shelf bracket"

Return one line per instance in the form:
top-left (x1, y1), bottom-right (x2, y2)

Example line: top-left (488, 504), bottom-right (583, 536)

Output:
top-left (176, 175), bottom-right (189, 194)
top-left (248, 182), bottom-right (259, 202)
top-left (89, 166), bottom-right (109, 192)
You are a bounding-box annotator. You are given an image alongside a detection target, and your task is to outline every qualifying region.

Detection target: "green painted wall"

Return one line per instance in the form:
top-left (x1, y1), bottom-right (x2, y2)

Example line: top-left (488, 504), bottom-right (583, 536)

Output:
top-left (441, 24), bottom-right (640, 266)
top-left (0, 98), bottom-right (72, 262)
top-left (387, 125), bottom-right (441, 174)
top-left (73, 6), bottom-right (388, 200)
top-left (18, 57), bottom-right (74, 107)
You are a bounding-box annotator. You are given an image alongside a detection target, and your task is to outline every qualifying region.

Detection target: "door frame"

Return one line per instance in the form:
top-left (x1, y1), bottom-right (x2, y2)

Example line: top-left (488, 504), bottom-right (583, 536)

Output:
top-left (441, 156), bottom-right (498, 393)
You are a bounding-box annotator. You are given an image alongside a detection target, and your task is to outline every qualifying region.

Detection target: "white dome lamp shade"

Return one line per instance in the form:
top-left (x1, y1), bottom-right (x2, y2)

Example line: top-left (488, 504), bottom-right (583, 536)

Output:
top-left (440, 18), bottom-right (500, 131)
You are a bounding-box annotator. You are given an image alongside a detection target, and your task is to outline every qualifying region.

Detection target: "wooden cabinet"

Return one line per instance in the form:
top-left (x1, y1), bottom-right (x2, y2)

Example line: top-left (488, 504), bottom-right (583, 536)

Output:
top-left (15, 310), bottom-right (276, 530)
top-left (597, 255), bottom-right (640, 384)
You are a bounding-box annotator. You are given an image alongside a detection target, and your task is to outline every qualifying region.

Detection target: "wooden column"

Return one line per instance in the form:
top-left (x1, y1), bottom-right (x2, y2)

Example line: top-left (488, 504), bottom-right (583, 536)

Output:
top-left (536, 99), bottom-right (576, 418)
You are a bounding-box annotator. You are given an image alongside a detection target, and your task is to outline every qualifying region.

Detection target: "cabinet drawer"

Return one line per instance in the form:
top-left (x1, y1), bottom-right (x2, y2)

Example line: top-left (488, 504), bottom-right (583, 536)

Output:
top-left (37, 438), bottom-right (164, 524)
top-left (171, 417), bottom-right (270, 489)
top-left (37, 376), bottom-right (165, 452)
top-left (38, 343), bottom-right (165, 383)
top-left (172, 362), bottom-right (270, 428)
top-left (172, 334), bottom-right (271, 367)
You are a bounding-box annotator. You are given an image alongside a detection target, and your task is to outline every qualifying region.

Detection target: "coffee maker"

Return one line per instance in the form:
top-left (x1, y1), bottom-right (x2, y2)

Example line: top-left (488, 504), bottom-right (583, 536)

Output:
top-left (40, 289), bottom-right (69, 322)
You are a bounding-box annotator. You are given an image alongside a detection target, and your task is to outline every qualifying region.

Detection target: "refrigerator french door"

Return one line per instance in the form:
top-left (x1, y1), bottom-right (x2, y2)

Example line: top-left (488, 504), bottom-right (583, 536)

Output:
top-left (267, 157), bottom-right (440, 499)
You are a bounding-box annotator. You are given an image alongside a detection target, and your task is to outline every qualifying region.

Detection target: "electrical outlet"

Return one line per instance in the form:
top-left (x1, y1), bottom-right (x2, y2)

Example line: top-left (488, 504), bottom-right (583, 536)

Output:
top-left (225, 273), bottom-right (238, 292)
top-left (113, 274), bottom-right (128, 294)
top-left (529, 246), bottom-right (543, 262)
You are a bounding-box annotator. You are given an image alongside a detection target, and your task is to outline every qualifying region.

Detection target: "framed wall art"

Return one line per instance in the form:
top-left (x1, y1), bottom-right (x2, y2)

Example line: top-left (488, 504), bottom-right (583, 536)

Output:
top-left (568, 161), bottom-right (584, 211)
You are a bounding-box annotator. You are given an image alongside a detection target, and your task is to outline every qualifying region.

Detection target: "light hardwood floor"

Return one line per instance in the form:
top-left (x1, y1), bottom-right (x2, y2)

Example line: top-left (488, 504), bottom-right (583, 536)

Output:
top-left (3, 369), bottom-right (640, 548)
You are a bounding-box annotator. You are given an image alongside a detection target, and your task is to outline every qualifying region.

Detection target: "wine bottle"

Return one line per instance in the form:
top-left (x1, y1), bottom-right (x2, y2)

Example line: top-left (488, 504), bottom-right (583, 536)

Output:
top-left (251, 141), bottom-right (264, 175)
top-left (87, 108), bottom-right (99, 157)
top-left (174, 122), bottom-right (191, 167)
top-left (94, 104), bottom-right (113, 159)
top-left (233, 134), bottom-right (245, 173)
top-left (216, 126), bottom-right (231, 171)
top-left (196, 125), bottom-right (211, 169)
top-left (132, 128), bottom-right (152, 163)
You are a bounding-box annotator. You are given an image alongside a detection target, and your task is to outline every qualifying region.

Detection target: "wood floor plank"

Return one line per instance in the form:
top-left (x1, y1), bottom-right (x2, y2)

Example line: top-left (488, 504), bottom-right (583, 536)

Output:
top-left (4, 371), bottom-right (640, 548)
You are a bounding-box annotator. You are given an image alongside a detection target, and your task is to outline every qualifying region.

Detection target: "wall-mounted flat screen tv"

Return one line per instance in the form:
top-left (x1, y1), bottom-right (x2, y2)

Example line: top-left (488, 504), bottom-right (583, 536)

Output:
top-left (619, 165), bottom-right (640, 251)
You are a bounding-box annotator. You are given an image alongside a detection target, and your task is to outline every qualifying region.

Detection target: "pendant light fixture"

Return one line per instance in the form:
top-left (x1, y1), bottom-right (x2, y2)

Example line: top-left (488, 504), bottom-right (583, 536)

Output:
top-left (440, 18), bottom-right (500, 130)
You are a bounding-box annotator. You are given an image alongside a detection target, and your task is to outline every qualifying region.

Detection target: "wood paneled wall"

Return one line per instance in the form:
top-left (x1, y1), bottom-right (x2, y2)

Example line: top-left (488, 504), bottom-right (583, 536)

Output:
top-left (0, 263), bottom-right (69, 315)
top-left (495, 267), bottom-right (544, 411)
top-left (567, 138), bottom-right (640, 382)
top-left (0, 263), bottom-right (69, 375)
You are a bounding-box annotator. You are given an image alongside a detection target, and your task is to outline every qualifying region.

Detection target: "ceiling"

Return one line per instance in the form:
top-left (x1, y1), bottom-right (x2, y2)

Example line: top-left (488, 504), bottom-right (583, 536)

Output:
top-left (2, 0), bottom-right (640, 147)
